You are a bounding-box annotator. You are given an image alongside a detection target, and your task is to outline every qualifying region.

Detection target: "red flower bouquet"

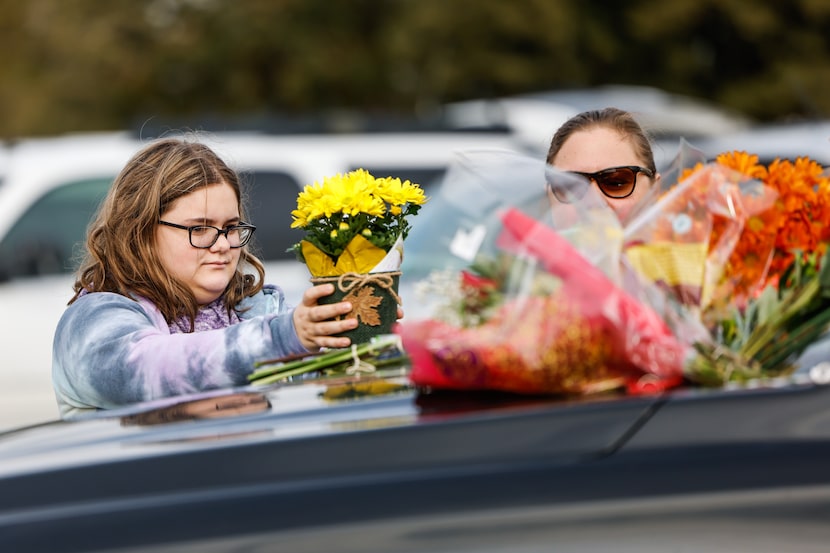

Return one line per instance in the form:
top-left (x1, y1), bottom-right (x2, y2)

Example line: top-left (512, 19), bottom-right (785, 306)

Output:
top-left (398, 151), bottom-right (688, 397)
top-left (401, 207), bottom-right (687, 396)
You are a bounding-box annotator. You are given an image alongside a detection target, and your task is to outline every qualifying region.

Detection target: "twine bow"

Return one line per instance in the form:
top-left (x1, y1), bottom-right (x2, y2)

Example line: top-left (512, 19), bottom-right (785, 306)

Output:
top-left (346, 343), bottom-right (377, 375)
top-left (316, 271), bottom-right (402, 306)
top-left (344, 334), bottom-right (405, 375)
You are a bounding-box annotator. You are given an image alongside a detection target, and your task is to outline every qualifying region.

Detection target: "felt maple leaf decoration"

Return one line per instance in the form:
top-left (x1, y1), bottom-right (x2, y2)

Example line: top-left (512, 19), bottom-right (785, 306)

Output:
top-left (342, 287), bottom-right (384, 326)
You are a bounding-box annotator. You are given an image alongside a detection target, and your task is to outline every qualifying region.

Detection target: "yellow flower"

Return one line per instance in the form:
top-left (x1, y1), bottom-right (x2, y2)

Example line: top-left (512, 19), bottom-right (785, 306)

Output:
top-left (290, 169), bottom-right (428, 276)
top-left (374, 177), bottom-right (427, 207)
top-left (290, 171), bottom-right (386, 228)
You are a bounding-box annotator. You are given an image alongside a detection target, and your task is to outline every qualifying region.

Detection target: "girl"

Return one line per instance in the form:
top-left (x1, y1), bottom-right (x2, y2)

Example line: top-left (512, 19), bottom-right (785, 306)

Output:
top-left (53, 138), bottom-right (358, 416)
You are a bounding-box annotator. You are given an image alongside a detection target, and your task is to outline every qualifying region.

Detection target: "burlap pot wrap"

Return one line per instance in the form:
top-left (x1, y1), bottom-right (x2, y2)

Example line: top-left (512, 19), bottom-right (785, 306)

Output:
top-left (311, 271), bottom-right (401, 344)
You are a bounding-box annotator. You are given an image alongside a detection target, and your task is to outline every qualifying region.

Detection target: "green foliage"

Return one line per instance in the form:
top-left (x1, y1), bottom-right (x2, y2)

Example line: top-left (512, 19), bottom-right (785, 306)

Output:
top-left (688, 248), bottom-right (830, 385)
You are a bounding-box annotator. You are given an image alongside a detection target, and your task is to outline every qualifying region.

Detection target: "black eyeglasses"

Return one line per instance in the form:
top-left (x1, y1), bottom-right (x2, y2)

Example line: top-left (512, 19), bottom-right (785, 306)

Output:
top-left (549, 165), bottom-right (654, 203)
top-left (158, 220), bottom-right (256, 249)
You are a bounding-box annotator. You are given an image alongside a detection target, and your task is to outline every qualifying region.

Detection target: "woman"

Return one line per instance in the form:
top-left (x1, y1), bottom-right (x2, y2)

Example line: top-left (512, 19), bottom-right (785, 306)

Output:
top-left (52, 138), bottom-right (358, 417)
top-left (547, 107), bottom-right (661, 224)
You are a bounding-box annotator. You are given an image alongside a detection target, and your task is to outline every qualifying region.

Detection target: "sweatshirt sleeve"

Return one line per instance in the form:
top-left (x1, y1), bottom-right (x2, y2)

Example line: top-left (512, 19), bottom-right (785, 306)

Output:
top-left (52, 291), bottom-right (306, 416)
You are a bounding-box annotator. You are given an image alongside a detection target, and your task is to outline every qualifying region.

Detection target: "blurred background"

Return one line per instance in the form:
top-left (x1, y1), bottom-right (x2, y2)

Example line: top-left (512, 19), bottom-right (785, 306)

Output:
top-left (2, 0), bottom-right (830, 430)
top-left (1, 0), bottom-right (829, 138)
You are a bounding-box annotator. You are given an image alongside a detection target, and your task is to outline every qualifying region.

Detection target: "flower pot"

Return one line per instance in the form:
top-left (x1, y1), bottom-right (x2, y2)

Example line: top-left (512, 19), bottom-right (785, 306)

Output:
top-left (311, 271), bottom-right (401, 344)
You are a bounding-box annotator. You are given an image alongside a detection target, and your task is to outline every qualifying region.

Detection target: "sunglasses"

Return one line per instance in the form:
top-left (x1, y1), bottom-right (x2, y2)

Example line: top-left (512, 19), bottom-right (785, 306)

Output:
top-left (548, 165), bottom-right (654, 203)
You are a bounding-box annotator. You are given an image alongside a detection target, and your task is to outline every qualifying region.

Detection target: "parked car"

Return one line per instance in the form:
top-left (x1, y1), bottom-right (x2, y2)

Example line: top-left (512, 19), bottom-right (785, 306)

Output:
top-left (1, 364), bottom-right (830, 552)
top-left (0, 129), bottom-right (529, 431)
top-left (443, 84), bottom-right (753, 170)
top-left (689, 120), bottom-right (830, 165)
top-left (0, 144), bottom-right (9, 186)
top-left (4, 120), bottom-right (830, 552)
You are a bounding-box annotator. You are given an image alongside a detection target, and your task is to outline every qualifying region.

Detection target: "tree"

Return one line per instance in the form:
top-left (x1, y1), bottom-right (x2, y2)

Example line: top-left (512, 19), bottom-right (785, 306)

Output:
top-left (0, 0), bottom-right (828, 138)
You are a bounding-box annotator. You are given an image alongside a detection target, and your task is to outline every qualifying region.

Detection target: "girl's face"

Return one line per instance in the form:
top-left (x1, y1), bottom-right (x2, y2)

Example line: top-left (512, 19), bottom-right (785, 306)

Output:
top-left (550, 126), bottom-right (659, 223)
top-left (156, 181), bottom-right (242, 305)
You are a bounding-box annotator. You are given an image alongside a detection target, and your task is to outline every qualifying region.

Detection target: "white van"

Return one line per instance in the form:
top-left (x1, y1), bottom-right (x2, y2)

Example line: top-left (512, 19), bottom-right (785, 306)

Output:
top-left (0, 129), bottom-right (532, 430)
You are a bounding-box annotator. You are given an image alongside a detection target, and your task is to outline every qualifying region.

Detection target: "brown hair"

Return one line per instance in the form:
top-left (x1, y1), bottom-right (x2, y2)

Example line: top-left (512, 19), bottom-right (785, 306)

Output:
top-left (70, 137), bottom-right (265, 327)
top-left (546, 107), bottom-right (656, 173)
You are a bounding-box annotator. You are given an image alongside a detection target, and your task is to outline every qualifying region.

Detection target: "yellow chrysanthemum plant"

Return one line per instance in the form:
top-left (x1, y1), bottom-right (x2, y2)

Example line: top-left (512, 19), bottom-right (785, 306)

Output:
top-left (290, 169), bottom-right (427, 343)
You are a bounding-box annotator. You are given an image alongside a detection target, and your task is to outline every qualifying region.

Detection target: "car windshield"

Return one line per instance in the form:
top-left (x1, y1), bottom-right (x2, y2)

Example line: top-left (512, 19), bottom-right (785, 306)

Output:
top-left (0, 177), bottom-right (113, 279)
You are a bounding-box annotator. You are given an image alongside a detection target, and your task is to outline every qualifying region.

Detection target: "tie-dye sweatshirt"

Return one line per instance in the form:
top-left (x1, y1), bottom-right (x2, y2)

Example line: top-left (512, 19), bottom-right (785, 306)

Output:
top-left (52, 285), bottom-right (307, 418)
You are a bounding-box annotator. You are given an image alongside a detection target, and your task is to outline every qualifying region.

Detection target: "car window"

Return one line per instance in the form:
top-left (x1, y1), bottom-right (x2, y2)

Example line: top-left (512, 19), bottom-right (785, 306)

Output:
top-left (242, 170), bottom-right (306, 262)
top-left (0, 177), bottom-right (112, 279)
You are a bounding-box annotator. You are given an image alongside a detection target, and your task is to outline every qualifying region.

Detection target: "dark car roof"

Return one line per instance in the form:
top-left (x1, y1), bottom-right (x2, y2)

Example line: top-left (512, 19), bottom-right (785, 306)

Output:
top-left (0, 372), bottom-right (658, 476)
top-left (2, 370), bottom-right (830, 552)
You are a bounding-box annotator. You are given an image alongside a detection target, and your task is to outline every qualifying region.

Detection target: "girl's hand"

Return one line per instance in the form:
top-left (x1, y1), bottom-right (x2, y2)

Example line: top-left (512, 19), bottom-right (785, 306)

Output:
top-left (293, 284), bottom-right (358, 351)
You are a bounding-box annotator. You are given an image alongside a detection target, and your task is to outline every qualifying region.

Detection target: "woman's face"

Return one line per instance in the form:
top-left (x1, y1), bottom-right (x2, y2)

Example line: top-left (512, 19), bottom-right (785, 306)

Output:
top-left (550, 126), bottom-right (659, 223)
top-left (156, 181), bottom-right (242, 305)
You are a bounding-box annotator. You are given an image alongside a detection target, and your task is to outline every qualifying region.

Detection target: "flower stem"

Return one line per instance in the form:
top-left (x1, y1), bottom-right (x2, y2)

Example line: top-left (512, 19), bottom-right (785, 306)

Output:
top-left (741, 277), bottom-right (819, 360)
top-left (754, 306), bottom-right (830, 370)
top-left (248, 335), bottom-right (404, 384)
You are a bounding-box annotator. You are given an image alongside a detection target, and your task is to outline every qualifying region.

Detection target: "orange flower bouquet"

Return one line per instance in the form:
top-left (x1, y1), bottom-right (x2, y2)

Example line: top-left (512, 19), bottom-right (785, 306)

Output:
top-left (624, 150), bottom-right (830, 385)
top-left (624, 152), bottom-right (780, 316)
top-left (691, 152), bottom-right (830, 296)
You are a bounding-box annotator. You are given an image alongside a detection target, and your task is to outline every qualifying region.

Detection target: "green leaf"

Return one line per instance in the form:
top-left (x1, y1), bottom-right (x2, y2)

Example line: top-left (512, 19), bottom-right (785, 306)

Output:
top-left (751, 285), bottom-right (779, 335)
